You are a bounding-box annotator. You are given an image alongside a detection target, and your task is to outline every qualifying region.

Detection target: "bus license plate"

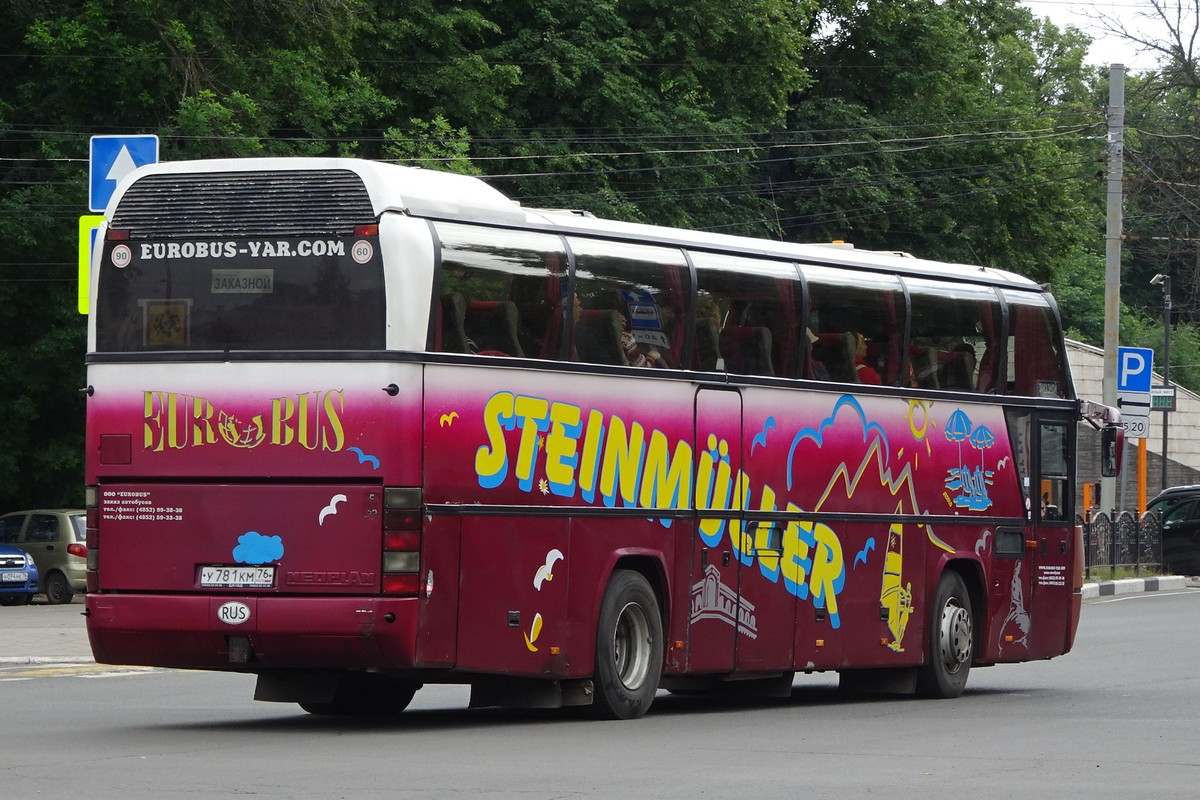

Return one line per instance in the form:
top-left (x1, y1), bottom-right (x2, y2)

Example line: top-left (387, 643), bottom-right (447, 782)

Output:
top-left (200, 566), bottom-right (275, 588)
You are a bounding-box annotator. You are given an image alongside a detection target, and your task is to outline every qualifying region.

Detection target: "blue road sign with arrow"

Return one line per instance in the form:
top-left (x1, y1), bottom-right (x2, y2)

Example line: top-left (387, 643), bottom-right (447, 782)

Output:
top-left (89, 135), bottom-right (159, 212)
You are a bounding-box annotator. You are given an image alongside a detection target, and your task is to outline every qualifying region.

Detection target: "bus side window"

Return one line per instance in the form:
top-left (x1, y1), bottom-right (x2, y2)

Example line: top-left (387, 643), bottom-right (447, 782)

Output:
top-left (803, 266), bottom-right (904, 385)
top-left (906, 278), bottom-right (1002, 393)
top-left (438, 293), bottom-right (471, 353)
top-left (1038, 422), bottom-right (1072, 522)
top-left (465, 300), bottom-right (523, 357)
top-left (575, 309), bottom-right (627, 365)
top-left (721, 324), bottom-right (775, 376)
top-left (694, 295), bottom-right (723, 371)
top-left (510, 273), bottom-right (564, 359)
top-left (1005, 291), bottom-right (1069, 398)
top-left (1005, 409), bottom-right (1032, 517)
top-left (690, 253), bottom-right (801, 378)
top-left (568, 237), bottom-right (690, 370)
top-left (433, 223), bottom-right (566, 358)
top-left (812, 332), bottom-right (857, 383)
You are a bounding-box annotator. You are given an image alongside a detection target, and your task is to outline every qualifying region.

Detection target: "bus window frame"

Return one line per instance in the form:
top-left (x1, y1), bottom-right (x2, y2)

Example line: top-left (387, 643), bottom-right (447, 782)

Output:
top-left (564, 236), bottom-right (692, 369)
top-left (689, 251), bottom-right (804, 379)
top-left (1036, 417), bottom-right (1075, 525)
top-left (801, 263), bottom-right (907, 386)
top-left (1002, 288), bottom-right (1073, 400)
top-left (902, 276), bottom-right (1006, 394)
top-left (429, 221), bottom-right (571, 360)
top-left (414, 217), bottom-right (1075, 406)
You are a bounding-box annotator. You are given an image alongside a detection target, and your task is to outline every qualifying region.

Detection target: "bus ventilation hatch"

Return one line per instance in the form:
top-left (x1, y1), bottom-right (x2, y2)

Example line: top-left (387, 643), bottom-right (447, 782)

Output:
top-left (111, 170), bottom-right (375, 238)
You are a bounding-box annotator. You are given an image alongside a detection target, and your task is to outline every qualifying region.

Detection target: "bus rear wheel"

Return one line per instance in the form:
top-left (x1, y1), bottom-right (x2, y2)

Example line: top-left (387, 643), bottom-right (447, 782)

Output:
top-left (591, 569), bottom-right (663, 720)
top-left (299, 673), bottom-right (419, 716)
top-left (917, 570), bottom-right (974, 699)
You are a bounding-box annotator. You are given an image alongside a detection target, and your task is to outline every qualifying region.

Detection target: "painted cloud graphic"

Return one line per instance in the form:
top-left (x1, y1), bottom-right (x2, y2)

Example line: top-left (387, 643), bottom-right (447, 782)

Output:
top-left (232, 531), bottom-right (284, 565)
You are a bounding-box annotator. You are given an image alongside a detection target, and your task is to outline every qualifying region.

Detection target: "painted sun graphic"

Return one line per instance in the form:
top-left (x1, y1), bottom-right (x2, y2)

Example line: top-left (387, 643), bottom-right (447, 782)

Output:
top-left (538, 478), bottom-right (549, 495)
top-left (905, 399), bottom-right (933, 440)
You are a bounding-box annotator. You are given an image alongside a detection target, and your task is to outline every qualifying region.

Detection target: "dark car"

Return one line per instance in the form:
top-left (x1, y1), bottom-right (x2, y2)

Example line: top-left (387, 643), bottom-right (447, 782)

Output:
top-left (0, 543), bottom-right (40, 606)
top-left (1147, 486), bottom-right (1200, 576)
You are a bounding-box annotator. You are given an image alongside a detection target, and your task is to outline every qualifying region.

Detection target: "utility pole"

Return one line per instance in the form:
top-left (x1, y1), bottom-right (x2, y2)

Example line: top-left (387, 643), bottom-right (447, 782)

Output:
top-left (1153, 274), bottom-right (1171, 491)
top-left (1101, 64), bottom-right (1125, 514)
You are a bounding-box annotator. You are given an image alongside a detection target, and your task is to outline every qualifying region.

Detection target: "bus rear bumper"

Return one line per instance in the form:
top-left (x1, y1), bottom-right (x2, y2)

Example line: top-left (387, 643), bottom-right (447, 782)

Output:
top-left (85, 594), bottom-right (420, 670)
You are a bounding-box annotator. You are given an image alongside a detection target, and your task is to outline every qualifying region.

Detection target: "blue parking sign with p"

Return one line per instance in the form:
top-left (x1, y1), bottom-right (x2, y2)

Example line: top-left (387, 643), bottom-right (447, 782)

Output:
top-left (1117, 346), bottom-right (1154, 393)
top-left (89, 135), bottom-right (159, 212)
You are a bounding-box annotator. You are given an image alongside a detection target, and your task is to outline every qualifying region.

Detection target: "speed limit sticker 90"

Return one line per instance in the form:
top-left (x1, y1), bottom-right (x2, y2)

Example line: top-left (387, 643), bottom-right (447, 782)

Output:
top-left (111, 244), bottom-right (132, 269)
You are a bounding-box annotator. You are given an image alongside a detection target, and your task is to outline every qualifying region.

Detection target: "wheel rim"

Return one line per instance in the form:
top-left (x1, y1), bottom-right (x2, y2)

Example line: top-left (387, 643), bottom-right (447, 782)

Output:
top-left (938, 598), bottom-right (972, 675)
top-left (612, 601), bottom-right (652, 690)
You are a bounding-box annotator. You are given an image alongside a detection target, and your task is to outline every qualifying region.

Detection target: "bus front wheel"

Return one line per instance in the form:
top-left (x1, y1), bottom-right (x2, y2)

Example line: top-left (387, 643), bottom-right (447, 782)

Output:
top-left (591, 569), bottom-right (663, 720)
top-left (916, 570), bottom-right (974, 699)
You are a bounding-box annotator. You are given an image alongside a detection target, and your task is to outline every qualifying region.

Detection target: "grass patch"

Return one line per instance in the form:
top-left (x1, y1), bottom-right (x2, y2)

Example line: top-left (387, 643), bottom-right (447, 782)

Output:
top-left (1084, 565), bottom-right (1166, 581)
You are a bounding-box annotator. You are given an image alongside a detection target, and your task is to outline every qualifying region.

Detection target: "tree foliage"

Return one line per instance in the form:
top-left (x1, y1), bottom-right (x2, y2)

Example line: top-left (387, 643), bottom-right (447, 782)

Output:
top-left (1094, 3), bottom-right (1200, 389)
top-left (0, 0), bottom-right (1136, 508)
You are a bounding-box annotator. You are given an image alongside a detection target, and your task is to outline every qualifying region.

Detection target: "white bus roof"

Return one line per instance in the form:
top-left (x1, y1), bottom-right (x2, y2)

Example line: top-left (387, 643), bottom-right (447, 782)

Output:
top-left (112, 157), bottom-right (1043, 292)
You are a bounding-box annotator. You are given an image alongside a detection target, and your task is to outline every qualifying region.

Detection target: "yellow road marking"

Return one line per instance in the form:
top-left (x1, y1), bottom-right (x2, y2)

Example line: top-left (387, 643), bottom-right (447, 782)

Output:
top-left (0, 663), bottom-right (159, 679)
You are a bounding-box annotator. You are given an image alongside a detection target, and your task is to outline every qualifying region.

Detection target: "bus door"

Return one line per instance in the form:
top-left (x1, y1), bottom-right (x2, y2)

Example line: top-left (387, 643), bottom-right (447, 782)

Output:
top-left (997, 409), bottom-right (1038, 660)
top-left (1026, 415), bottom-right (1076, 659)
top-left (688, 387), bottom-right (743, 673)
top-left (734, 396), bottom-right (798, 673)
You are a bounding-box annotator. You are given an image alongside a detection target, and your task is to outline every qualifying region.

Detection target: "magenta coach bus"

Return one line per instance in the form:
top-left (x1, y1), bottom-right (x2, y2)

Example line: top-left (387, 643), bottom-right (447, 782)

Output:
top-left (84, 158), bottom-right (1121, 718)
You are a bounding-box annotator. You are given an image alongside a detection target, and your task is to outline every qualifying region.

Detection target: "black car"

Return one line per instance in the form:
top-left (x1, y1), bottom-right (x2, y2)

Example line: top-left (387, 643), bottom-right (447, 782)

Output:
top-left (1147, 486), bottom-right (1200, 576)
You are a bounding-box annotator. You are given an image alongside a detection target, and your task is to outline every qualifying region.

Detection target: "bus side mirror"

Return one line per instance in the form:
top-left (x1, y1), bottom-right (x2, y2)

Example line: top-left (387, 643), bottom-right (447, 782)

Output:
top-left (1100, 425), bottom-right (1123, 478)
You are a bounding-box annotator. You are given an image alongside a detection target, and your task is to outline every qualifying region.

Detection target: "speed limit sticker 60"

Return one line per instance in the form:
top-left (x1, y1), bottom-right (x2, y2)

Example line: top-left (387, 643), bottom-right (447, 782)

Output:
top-left (351, 239), bottom-right (373, 264)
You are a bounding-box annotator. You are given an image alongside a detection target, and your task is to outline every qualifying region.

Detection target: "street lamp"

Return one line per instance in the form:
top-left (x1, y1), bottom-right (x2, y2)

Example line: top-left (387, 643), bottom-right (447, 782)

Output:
top-left (1150, 273), bottom-right (1171, 491)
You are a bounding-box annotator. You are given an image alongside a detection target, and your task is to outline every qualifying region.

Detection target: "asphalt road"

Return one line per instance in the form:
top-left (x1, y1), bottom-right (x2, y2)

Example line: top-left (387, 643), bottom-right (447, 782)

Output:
top-left (1, 590), bottom-right (1198, 799)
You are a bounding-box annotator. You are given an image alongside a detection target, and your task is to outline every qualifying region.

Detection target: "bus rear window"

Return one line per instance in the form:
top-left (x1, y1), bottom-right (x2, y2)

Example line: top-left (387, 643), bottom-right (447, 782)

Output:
top-left (95, 235), bottom-right (385, 352)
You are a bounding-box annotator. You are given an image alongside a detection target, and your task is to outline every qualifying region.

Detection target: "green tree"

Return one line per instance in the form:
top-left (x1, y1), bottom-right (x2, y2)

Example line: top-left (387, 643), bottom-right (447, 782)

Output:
top-left (473, 0), bottom-right (816, 232)
top-left (0, 0), bottom-right (1134, 510)
top-left (0, 0), bottom-right (393, 510)
top-left (783, 0), bottom-right (1100, 280)
top-left (1088, 3), bottom-right (1200, 391)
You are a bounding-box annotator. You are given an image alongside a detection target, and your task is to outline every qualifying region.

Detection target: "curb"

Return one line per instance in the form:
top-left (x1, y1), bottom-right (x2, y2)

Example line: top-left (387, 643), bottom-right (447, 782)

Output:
top-left (0, 656), bottom-right (95, 665)
top-left (1080, 575), bottom-right (1189, 599)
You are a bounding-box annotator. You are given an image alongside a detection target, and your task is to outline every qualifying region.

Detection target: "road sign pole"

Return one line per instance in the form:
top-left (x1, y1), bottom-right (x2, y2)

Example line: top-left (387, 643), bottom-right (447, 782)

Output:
top-left (1138, 437), bottom-right (1147, 515)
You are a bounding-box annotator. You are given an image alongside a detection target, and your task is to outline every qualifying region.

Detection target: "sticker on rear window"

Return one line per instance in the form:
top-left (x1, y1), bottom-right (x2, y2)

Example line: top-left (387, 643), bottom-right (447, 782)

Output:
top-left (211, 269), bottom-right (274, 294)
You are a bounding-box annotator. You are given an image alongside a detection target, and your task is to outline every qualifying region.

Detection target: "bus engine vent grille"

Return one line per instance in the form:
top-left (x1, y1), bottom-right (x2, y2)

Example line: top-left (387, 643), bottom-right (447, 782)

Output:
top-left (111, 170), bottom-right (376, 238)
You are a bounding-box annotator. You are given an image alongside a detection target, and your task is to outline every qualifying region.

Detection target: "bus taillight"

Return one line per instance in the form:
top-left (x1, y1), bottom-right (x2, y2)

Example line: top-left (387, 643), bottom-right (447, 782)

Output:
top-left (353, 223), bottom-right (379, 237)
top-left (382, 487), bottom-right (421, 596)
top-left (84, 485), bottom-right (99, 591)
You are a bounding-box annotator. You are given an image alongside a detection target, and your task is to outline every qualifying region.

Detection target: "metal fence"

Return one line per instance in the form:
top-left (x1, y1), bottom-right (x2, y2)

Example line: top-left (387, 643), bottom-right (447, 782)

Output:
top-left (1082, 510), bottom-right (1161, 577)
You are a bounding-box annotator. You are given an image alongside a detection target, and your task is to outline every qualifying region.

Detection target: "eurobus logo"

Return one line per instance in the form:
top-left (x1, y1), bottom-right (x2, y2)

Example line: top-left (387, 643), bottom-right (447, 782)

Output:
top-left (142, 390), bottom-right (347, 452)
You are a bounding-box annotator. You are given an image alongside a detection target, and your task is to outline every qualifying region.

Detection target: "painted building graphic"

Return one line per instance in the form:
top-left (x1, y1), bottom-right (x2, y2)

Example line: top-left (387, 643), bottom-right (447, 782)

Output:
top-left (690, 565), bottom-right (758, 640)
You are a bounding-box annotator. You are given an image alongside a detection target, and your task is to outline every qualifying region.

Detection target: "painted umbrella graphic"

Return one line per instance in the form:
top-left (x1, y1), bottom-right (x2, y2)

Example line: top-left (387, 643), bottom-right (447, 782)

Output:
top-left (944, 408), bottom-right (973, 442)
top-left (968, 424), bottom-right (995, 469)
top-left (944, 408), bottom-right (973, 464)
